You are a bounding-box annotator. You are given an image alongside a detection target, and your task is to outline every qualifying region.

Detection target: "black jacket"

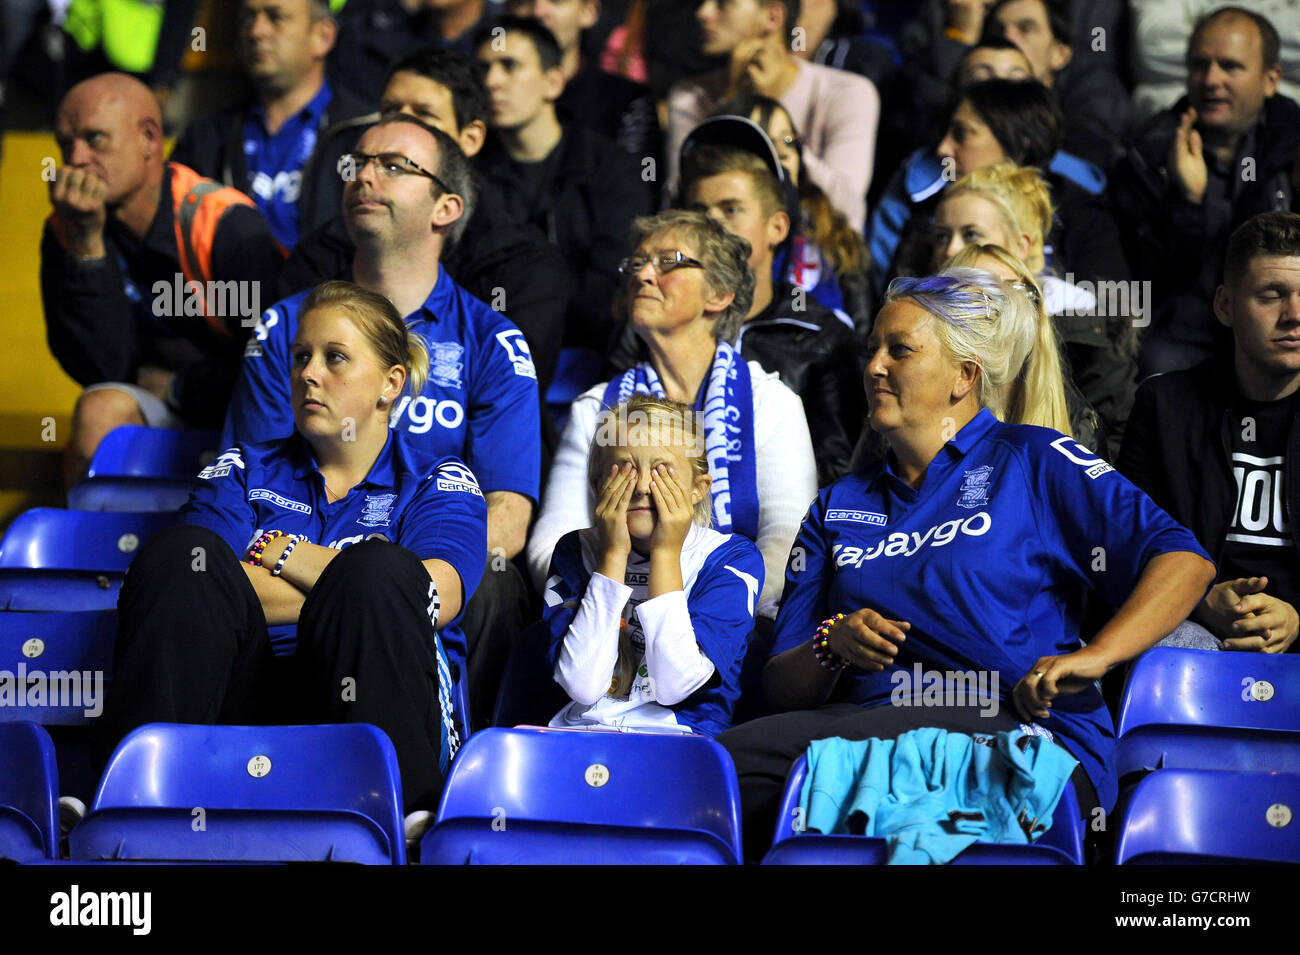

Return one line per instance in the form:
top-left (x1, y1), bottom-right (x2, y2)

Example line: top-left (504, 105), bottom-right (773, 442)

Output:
top-left (279, 172), bottom-right (570, 401)
top-left (890, 172), bottom-right (1135, 452)
top-left (737, 283), bottom-right (865, 485)
top-left (40, 165), bottom-right (283, 427)
top-left (559, 62), bottom-right (661, 163)
top-left (1110, 94), bottom-right (1300, 348)
top-left (1118, 358), bottom-right (1300, 571)
top-left (168, 82), bottom-right (376, 245)
top-left (474, 123), bottom-right (654, 350)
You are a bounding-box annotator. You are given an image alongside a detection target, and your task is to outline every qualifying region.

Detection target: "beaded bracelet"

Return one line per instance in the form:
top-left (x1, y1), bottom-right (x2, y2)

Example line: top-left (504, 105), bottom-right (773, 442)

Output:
top-left (813, 613), bottom-right (849, 670)
top-left (246, 531), bottom-right (282, 567)
top-left (270, 535), bottom-right (305, 577)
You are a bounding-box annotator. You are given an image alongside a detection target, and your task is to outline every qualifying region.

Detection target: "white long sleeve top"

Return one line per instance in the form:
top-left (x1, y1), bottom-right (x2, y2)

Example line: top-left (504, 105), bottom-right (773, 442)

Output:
top-left (526, 362), bottom-right (818, 619)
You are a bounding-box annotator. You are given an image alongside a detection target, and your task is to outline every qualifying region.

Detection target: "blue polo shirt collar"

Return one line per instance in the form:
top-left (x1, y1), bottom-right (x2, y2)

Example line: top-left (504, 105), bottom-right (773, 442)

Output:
top-left (872, 408), bottom-right (1000, 497)
top-left (290, 429), bottom-right (399, 491)
top-left (249, 78), bottom-right (334, 133)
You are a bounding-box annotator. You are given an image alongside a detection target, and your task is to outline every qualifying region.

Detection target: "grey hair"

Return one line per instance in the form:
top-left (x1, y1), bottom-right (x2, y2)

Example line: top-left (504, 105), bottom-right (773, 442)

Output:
top-left (623, 209), bottom-right (755, 344)
top-left (883, 267), bottom-right (1038, 418)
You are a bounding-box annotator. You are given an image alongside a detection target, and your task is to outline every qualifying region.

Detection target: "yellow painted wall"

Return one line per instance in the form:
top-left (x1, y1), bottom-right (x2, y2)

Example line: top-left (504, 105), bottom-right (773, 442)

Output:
top-left (0, 132), bottom-right (85, 524)
top-left (0, 131), bottom-right (82, 450)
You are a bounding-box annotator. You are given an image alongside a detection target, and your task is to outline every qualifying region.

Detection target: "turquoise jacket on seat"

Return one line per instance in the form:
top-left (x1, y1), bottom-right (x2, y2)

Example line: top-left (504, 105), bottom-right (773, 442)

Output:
top-left (799, 728), bottom-right (1078, 864)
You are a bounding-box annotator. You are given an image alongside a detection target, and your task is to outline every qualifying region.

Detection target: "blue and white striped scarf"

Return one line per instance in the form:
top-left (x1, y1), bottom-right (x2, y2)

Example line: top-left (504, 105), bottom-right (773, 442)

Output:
top-left (601, 342), bottom-right (759, 541)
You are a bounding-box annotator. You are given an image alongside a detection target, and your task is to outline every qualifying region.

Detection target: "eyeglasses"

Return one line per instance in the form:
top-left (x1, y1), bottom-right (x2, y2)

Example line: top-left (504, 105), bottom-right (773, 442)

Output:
top-left (338, 151), bottom-right (453, 194)
top-left (618, 250), bottom-right (705, 277)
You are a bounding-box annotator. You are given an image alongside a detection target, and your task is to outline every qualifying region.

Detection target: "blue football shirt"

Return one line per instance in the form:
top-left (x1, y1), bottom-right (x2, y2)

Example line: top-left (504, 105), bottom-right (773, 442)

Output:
top-left (241, 80), bottom-right (333, 249)
top-left (178, 428), bottom-right (488, 660)
top-left (223, 265), bottom-right (542, 503)
top-left (542, 526), bottom-right (765, 737)
top-left (769, 409), bottom-right (1213, 810)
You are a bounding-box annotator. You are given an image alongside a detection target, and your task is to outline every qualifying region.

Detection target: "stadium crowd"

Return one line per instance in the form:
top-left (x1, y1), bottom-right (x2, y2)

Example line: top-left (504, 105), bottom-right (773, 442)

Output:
top-left (7, 0), bottom-right (1300, 861)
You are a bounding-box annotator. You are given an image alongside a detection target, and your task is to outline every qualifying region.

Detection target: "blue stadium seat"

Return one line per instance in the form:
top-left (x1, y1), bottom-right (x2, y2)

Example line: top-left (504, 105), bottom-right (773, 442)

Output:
top-left (67, 427), bottom-right (218, 512)
top-left (762, 753), bottom-right (1085, 865)
top-left (0, 509), bottom-right (177, 611)
top-left (420, 726), bottom-right (743, 864)
top-left (0, 611), bottom-right (116, 725)
top-left (1115, 647), bottom-right (1300, 779)
top-left (1115, 769), bottom-right (1300, 864)
top-left (546, 347), bottom-right (604, 434)
top-left (70, 723), bottom-right (406, 864)
top-left (491, 621), bottom-right (568, 728)
top-left (0, 722), bottom-right (60, 861)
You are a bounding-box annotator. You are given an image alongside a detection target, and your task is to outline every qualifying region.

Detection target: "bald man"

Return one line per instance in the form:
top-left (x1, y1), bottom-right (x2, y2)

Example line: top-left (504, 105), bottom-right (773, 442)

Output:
top-left (42, 73), bottom-right (284, 489)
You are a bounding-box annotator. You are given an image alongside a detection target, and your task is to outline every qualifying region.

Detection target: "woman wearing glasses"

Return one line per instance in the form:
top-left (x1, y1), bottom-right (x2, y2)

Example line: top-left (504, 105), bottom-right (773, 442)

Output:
top-left (526, 210), bottom-right (817, 628)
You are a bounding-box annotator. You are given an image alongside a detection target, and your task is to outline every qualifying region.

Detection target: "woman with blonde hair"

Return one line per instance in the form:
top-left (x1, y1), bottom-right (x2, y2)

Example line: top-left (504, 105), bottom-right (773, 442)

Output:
top-left (929, 161), bottom-right (1135, 457)
top-left (947, 243), bottom-right (1105, 454)
top-left (718, 268), bottom-right (1216, 859)
top-left (541, 394), bottom-right (764, 735)
top-left (96, 281), bottom-right (489, 813)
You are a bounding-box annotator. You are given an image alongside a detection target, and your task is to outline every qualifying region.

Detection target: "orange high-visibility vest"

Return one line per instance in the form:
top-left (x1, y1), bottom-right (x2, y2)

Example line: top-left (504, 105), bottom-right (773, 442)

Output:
top-left (48, 161), bottom-right (260, 337)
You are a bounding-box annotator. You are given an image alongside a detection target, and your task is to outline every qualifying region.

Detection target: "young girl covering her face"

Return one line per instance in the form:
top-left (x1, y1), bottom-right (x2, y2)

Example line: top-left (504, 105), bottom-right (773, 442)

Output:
top-left (543, 395), bottom-right (766, 736)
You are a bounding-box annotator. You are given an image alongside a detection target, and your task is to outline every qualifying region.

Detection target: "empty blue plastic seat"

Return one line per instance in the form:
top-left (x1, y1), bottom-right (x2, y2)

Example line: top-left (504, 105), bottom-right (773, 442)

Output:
top-left (1116, 769), bottom-right (1300, 864)
top-left (0, 509), bottom-right (177, 611)
top-left (70, 723), bottom-right (406, 864)
top-left (761, 753), bottom-right (1085, 865)
top-left (0, 722), bottom-right (60, 861)
top-left (68, 427), bottom-right (218, 512)
top-left (0, 611), bottom-right (116, 725)
top-left (1116, 647), bottom-right (1300, 778)
top-left (421, 726), bottom-right (743, 864)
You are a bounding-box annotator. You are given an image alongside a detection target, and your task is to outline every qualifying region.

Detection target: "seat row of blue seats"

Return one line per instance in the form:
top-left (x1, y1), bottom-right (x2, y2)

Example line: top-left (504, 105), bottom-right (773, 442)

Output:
top-left (1, 426), bottom-right (1297, 864)
top-left (4, 719), bottom-right (1297, 865)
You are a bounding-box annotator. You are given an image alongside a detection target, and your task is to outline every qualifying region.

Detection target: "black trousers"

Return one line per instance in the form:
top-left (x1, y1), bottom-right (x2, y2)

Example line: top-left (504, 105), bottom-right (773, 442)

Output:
top-left (94, 525), bottom-right (449, 812)
top-left (718, 702), bottom-right (1100, 863)
top-left (459, 555), bottom-right (532, 730)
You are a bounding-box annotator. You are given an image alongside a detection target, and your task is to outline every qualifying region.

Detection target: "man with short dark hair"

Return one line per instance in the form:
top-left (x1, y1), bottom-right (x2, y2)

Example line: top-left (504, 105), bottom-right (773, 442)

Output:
top-left (283, 49), bottom-right (570, 398)
top-left (169, 0), bottom-right (373, 250)
top-left (226, 115), bottom-right (540, 571)
top-left (889, 0), bottom-right (1129, 174)
top-left (1120, 211), bottom-right (1300, 654)
top-left (505, 0), bottom-right (660, 162)
top-left (665, 0), bottom-right (879, 230)
top-left (473, 16), bottom-right (651, 349)
top-left (225, 114), bottom-right (544, 724)
top-left (679, 121), bottom-right (864, 484)
top-left (42, 72), bottom-right (283, 488)
top-left (1112, 5), bottom-right (1299, 376)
